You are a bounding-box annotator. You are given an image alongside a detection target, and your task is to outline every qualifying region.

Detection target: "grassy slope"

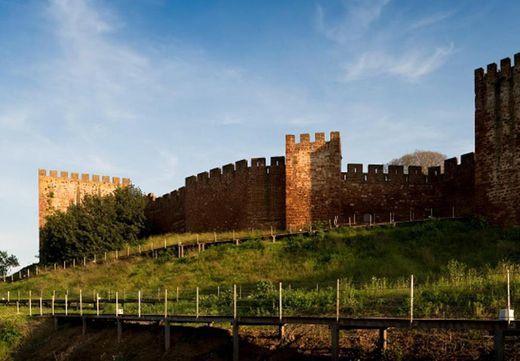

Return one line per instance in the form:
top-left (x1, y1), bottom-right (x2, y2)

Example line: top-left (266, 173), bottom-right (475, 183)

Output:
top-left (0, 221), bottom-right (520, 316)
top-left (1, 219), bottom-right (519, 360)
top-left (2, 219), bottom-right (518, 295)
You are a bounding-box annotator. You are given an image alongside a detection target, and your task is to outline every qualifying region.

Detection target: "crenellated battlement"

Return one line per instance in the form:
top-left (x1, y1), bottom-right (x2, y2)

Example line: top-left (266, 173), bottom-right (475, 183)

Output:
top-left (286, 131), bottom-right (340, 147)
top-left (476, 53), bottom-right (520, 78)
top-left (340, 153), bottom-right (474, 185)
top-left (38, 168), bottom-right (130, 186)
top-left (183, 156), bottom-right (285, 188)
top-left (38, 168), bottom-right (131, 237)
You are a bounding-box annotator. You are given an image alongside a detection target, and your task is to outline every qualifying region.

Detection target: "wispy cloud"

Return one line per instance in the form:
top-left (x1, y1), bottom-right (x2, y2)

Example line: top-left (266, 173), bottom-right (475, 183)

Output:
top-left (316, 0), bottom-right (455, 81)
top-left (316, 0), bottom-right (391, 44)
top-left (344, 43), bottom-right (455, 81)
top-left (408, 11), bottom-right (453, 31)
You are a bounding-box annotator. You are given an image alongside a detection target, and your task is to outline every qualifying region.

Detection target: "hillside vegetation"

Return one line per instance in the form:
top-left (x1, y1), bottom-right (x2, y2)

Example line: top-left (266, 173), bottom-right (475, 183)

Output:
top-left (1, 219), bottom-right (519, 320)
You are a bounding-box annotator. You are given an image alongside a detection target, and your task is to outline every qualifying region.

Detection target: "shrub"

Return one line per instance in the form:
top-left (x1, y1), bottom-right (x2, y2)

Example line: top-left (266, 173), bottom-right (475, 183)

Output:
top-left (40, 185), bottom-right (149, 263)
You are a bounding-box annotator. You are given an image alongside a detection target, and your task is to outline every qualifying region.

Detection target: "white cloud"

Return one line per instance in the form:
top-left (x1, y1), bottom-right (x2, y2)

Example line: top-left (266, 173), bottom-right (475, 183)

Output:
top-left (316, 0), bottom-right (391, 44)
top-left (408, 11), bottom-right (453, 31)
top-left (344, 43), bottom-right (455, 81)
top-left (316, 1), bottom-right (455, 82)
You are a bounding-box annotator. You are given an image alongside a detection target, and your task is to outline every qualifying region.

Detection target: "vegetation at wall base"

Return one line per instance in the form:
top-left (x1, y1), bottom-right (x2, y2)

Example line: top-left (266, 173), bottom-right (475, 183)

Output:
top-left (39, 186), bottom-right (149, 263)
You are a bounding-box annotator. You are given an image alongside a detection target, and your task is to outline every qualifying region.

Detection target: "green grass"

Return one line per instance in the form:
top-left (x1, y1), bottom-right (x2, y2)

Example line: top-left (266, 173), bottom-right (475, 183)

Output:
top-left (0, 308), bottom-right (28, 361)
top-left (1, 219), bottom-right (519, 320)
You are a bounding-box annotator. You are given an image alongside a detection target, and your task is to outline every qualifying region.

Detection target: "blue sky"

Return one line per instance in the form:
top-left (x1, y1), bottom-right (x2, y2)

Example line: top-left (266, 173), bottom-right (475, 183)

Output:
top-left (0, 0), bottom-right (518, 268)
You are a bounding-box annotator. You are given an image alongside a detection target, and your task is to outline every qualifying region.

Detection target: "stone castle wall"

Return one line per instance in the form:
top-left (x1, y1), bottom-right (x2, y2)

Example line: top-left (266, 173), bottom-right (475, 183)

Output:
top-left (145, 132), bottom-right (475, 233)
top-left (338, 152), bottom-right (475, 224)
top-left (41, 52), bottom-right (520, 241)
top-left (146, 157), bottom-right (285, 233)
top-left (38, 169), bottom-right (130, 249)
top-left (475, 54), bottom-right (520, 226)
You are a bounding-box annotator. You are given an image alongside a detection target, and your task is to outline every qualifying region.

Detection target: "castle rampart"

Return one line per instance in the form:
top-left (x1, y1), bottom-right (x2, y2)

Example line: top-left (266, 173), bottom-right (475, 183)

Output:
top-left (338, 153), bottom-right (474, 224)
top-left (146, 156), bottom-right (286, 233)
top-left (475, 54), bottom-right (520, 226)
top-left (40, 52), bottom-right (520, 248)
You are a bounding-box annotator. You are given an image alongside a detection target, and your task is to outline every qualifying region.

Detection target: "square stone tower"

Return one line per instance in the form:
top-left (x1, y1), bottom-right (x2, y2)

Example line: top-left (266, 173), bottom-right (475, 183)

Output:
top-left (475, 55), bottom-right (520, 226)
top-left (285, 132), bottom-right (342, 230)
top-left (38, 169), bottom-right (130, 252)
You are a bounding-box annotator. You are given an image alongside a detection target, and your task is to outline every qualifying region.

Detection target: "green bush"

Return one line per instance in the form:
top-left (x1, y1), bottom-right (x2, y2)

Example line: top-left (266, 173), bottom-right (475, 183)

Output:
top-left (40, 185), bottom-right (149, 263)
top-left (0, 321), bottom-right (21, 345)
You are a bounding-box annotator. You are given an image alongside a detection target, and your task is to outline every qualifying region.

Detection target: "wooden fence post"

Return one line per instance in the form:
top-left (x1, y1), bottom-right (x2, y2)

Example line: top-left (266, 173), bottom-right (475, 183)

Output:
top-left (80, 289), bottom-right (83, 316)
top-left (117, 319), bottom-right (122, 343)
top-left (494, 329), bottom-right (504, 361)
top-left (336, 279), bottom-right (340, 321)
top-left (378, 328), bottom-right (388, 353)
top-left (233, 284), bottom-right (238, 361)
top-left (115, 292), bottom-right (119, 317)
top-left (138, 290), bottom-right (141, 318)
top-left (164, 320), bottom-right (171, 351)
top-left (410, 274), bottom-right (414, 324)
top-left (51, 293), bottom-right (55, 315)
top-left (164, 289), bottom-right (168, 318)
top-left (65, 294), bottom-right (68, 316)
top-left (29, 290), bottom-right (32, 316)
top-left (279, 282), bottom-right (284, 340)
top-left (506, 269), bottom-right (511, 325)
top-left (96, 293), bottom-right (100, 316)
top-left (331, 323), bottom-right (339, 361)
top-left (233, 284), bottom-right (237, 320)
top-left (196, 287), bottom-right (199, 318)
top-left (39, 291), bottom-right (43, 316)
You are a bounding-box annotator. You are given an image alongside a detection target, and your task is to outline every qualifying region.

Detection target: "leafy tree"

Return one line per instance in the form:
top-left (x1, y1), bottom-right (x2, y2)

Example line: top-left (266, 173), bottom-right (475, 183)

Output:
top-left (40, 185), bottom-right (149, 263)
top-left (389, 150), bottom-right (447, 173)
top-left (0, 251), bottom-right (19, 277)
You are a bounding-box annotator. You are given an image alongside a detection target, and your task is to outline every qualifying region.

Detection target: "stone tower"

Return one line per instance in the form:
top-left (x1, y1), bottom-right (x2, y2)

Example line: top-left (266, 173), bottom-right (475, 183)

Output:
top-left (285, 132), bottom-right (342, 230)
top-left (475, 55), bottom-right (520, 226)
top-left (38, 169), bottom-right (130, 251)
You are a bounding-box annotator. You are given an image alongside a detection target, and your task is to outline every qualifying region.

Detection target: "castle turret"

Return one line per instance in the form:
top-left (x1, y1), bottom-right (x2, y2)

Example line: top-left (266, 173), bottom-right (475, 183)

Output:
top-left (285, 132), bottom-right (342, 229)
top-left (475, 54), bottom-right (520, 225)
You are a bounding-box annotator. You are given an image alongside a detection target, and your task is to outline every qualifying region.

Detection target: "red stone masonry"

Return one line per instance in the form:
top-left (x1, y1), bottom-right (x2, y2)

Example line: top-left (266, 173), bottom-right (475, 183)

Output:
top-left (285, 132), bottom-right (342, 230)
top-left (146, 156), bottom-right (286, 233)
top-left (475, 54), bottom-right (520, 226)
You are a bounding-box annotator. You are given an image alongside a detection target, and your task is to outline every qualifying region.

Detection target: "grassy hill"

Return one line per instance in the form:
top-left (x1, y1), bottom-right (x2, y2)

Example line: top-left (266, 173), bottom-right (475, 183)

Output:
top-left (1, 219), bottom-right (519, 316)
top-left (1, 219), bottom-right (519, 360)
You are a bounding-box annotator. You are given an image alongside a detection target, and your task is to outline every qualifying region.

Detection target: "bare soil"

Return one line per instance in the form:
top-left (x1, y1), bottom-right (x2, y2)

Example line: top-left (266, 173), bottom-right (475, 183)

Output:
top-left (11, 319), bottom-right (520, 360)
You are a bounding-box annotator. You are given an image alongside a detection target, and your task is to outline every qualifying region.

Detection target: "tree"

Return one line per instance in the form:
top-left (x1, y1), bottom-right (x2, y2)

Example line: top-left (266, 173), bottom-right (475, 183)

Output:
top-left (40, 185), bottom-right (150, 264)
top-left (389, 150), bottom-right (447, 173)
top-left (0, 251), bottom-right (19, 277)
